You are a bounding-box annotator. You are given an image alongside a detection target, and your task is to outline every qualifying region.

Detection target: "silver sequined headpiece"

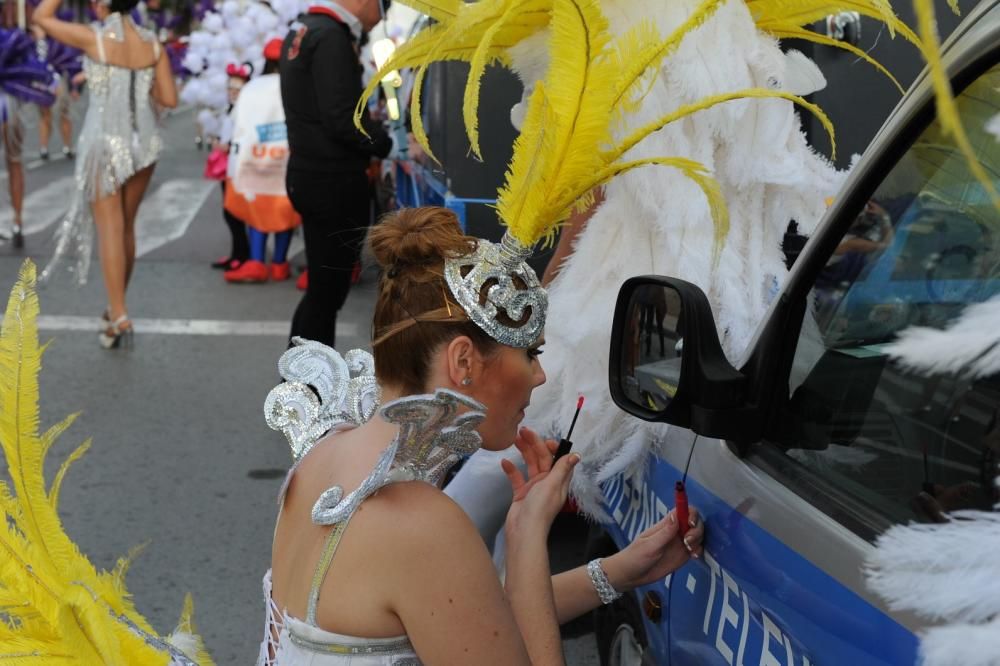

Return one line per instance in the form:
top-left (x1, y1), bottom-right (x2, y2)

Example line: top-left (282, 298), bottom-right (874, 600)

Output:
top-left (311, 389), bottom-right (485, 525)
top-left (264, 338), bottom-right (381, 461)
top-left (444, 231), bottom-right (547, 349)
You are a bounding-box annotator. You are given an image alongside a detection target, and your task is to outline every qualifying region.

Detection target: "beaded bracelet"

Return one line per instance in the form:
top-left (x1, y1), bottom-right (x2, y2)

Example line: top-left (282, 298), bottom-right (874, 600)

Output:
top-left (587, 558), bottom-right (623, 605)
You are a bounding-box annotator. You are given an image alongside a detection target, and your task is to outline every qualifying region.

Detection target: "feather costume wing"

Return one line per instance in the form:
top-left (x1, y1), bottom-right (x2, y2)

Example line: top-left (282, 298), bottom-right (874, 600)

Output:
top-left (0, 261), bottom-right (213, 665)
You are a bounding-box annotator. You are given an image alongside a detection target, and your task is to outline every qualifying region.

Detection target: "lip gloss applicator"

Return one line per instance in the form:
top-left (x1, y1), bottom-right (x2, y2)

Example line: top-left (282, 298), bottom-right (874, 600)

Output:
top-left (676, 436), bottom-right (698, 537)
top-left (554, 396), bottom-right (585, 461)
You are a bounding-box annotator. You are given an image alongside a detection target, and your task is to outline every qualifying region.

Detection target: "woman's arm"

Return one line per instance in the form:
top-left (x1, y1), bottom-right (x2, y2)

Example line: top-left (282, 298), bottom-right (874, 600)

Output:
top-left (551, 508), bottom-right (704, 624)
top-left (501, 451), bottom-right (581, 665)
top-left (388, 484), bottom-right (536, 665)
top-left (152, 51), bottom-right (178, 108)
top-left (510, 428), bottom-right (705, 626)
top-left (33, 0), bottom-right (95, 53)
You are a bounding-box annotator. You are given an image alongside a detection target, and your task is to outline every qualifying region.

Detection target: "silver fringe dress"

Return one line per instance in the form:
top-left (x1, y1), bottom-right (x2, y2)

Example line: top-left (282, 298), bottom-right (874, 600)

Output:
top-left (41, 13), bottom-right (162, 285)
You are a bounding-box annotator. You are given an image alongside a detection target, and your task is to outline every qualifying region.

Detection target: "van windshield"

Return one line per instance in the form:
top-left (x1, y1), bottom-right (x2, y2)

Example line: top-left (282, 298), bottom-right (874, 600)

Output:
top-left (778, 62), bottom-right (1000, 530)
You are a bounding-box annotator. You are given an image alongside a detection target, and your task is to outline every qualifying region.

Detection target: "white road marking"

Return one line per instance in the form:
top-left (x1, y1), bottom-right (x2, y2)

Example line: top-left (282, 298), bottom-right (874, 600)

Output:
top-left (0, 175), bottom-right (76, 233)
top-left (135, 178), bottom-right (214, 258)
top-left (19, 314), bottom-right (359, 337)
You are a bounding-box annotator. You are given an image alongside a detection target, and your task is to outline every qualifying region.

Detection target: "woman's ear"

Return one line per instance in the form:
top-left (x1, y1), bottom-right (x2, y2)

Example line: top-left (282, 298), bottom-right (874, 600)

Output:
top-left (444, 335), bottom-right (476, 387)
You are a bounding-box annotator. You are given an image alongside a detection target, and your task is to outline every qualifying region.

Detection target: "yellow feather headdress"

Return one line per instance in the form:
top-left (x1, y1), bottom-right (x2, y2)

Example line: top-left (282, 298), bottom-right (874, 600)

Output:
top-left (362, 0), bottom-right (995, 258)
top-left (0, 261), bottom-right (214, 665)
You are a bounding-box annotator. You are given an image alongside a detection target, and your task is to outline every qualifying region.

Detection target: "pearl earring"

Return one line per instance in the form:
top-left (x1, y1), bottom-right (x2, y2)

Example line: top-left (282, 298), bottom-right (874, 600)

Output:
top-left (462, 377), bottom-right (472, 386)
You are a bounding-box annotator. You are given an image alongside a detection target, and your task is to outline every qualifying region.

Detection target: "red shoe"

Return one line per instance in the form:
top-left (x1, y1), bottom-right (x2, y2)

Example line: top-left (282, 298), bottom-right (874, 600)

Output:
top-left (224, 259), bottom-right (268, 283)
top-left (271, 262), bottom-right (291, 281)
top-left (296, 270), bottom-right (308, 291)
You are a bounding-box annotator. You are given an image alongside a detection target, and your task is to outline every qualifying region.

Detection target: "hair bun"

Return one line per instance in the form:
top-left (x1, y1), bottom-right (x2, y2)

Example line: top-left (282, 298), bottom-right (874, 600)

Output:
top-left (369, 207), bottom-right (473, 274)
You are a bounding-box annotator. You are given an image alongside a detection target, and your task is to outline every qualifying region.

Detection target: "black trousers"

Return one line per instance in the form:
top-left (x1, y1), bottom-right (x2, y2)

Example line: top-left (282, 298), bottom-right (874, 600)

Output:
top-left (221, 181), bottom-right (249, 262)
top-left (287, 168), bottom-right (371, 347)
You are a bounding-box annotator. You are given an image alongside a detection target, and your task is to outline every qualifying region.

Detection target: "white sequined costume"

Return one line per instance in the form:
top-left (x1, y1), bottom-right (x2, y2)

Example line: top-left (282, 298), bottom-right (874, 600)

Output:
top-left (41, 13), bottom-right (162, 285)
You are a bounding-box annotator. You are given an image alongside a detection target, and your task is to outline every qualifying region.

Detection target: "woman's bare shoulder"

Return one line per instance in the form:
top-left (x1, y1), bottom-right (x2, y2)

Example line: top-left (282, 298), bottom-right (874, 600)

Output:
top-left (369, 481), bottom-right (474, 529)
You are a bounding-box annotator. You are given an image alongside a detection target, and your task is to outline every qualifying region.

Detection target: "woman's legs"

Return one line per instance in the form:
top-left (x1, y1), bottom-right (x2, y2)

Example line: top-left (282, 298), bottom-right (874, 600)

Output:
top-left (93, 191), bottom-right (129, 322)
top-left (37, 106), bottom-right (51, 158)
top-left (5, 154), bottom-right (23, 230)
top-left (2, 112), bottom-right (25, 240)
top-left (121, 165), bottom-right (155, 288)
top-left (59, 105), bottom-right (72, 152)
top-left (94, 165), bottom-right (154, 322)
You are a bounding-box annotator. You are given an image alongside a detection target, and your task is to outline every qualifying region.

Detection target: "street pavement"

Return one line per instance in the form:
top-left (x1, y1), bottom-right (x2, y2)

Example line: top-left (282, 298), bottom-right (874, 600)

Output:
top-left (0, 105), bottom-right (600, 664)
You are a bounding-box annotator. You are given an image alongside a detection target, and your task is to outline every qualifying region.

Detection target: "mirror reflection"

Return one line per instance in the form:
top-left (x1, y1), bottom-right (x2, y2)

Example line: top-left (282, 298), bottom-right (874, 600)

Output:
top-left (620, 283), bottom-right (684, 413)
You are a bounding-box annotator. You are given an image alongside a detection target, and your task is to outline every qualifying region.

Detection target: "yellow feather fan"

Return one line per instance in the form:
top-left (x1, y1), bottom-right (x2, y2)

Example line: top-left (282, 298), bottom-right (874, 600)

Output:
top-left (0, 261), bottom-right (214, 665)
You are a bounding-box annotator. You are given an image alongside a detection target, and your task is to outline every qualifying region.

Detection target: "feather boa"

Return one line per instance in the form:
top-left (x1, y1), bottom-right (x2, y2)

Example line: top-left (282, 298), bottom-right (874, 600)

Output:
top-left (518, 0), bottom-right (844, 519)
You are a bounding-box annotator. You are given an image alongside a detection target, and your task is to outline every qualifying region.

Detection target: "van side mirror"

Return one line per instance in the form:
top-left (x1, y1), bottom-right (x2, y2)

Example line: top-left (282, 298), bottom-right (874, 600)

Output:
top-left (609, 277), bottom-right (751, 439)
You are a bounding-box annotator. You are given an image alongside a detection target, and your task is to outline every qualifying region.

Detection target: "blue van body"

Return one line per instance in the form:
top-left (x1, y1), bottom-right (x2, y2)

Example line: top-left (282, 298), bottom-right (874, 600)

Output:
top-left (601, 459), bottom-right (917, 665)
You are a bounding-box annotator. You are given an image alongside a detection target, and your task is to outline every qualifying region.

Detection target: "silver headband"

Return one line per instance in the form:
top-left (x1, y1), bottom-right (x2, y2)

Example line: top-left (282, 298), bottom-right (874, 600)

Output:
top-left (444, 232), bottom-right (547, 348)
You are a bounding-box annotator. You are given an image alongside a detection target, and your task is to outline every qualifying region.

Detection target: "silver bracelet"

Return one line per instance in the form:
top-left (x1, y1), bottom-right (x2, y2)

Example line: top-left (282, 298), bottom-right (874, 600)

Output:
top-left (587, 558), bottom-right (622, 605)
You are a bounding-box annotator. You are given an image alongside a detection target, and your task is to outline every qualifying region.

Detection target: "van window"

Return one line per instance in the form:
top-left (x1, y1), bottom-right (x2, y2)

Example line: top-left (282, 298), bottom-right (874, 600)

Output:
top-left (774, 63), bottom-right (1000, 530)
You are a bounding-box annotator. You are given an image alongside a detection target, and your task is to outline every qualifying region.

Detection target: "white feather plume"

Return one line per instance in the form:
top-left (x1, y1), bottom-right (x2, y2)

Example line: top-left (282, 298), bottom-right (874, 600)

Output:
top-left (781, 49), bottom-right (827, 96)
top-left (519, 0), bottom-right (844, 517)
top-left (884, 296), bottom-right (1000, 379)
top-left (867, 499), bottom-right (1000, 666)
top-left (919, 617), bottom-right (1000, 666)
top-left (867, 511), bottom-right (1000, 624)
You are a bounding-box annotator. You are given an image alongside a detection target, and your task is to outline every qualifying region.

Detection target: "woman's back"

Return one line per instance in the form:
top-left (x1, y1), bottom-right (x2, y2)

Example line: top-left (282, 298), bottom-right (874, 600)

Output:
top-left (262, 392), bottom-right (535, 666)
top-left (76, 14), bottom-right (161, 198)
top-left (90, 15), bottom-right (159, 70)
top-left (270, 424), bottom-right (416, 639)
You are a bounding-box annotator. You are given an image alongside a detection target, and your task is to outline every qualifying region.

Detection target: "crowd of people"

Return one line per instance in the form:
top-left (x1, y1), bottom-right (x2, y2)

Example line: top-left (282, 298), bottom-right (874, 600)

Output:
top-left (1, 0), bottom-right (395, 350)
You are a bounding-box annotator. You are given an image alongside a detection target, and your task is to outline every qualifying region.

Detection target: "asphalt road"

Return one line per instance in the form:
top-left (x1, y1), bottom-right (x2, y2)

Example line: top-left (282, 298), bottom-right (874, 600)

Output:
top-left (0, 104), bottom-right (600, 665)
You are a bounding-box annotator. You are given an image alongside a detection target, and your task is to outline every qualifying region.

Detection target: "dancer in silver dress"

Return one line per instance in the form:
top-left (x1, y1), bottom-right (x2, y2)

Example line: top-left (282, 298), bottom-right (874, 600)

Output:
top-left (35, 0), bottom-right (177, 348)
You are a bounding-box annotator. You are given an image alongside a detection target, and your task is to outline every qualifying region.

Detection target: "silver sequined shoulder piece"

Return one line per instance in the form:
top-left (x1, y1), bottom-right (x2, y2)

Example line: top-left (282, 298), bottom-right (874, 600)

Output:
top-left (264, 338), bottom-right (381, 461)
top-left (311, 389), bottom-right (486, 526)
top-left (444, 232), bottom-right (547, 349)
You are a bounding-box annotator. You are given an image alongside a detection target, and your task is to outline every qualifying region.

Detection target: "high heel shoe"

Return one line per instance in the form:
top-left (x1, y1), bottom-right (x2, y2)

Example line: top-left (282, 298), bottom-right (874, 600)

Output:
top-left (99, 315), bottom-right (133, 350)
top-left (12, 225), bottom-right (23, 250)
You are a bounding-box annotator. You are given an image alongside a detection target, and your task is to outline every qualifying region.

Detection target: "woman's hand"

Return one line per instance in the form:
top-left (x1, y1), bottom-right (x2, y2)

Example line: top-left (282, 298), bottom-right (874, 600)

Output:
top-left (502, 427), bottom-right (578, 541)
top-left (604, 508), bottom-right (705, 591)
